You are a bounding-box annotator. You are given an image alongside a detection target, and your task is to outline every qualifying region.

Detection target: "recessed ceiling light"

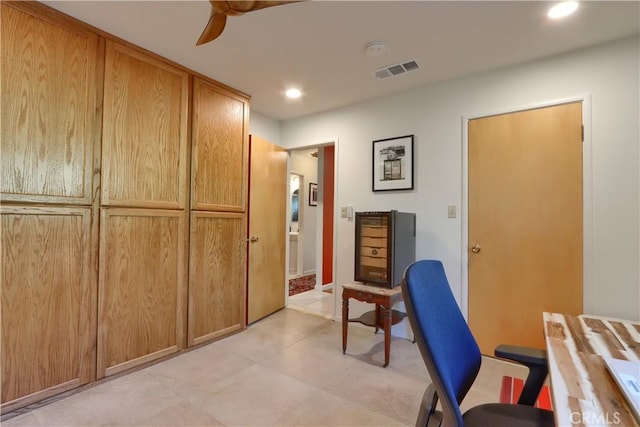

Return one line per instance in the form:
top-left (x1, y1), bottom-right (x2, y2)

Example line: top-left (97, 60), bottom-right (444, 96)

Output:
top-left (548, 1), bottom-right (579, 19)
top-left (285, 88), bottom-right (302, 99)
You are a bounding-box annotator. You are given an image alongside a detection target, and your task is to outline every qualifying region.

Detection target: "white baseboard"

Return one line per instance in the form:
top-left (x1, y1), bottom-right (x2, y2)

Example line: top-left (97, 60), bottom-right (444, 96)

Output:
top-left (316, 282), bottom-right (333, 291)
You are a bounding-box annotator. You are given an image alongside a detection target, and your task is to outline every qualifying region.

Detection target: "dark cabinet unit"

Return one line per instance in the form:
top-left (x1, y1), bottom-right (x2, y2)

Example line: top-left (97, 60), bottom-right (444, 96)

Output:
top-left (354, 211), bottom-right (416, 288)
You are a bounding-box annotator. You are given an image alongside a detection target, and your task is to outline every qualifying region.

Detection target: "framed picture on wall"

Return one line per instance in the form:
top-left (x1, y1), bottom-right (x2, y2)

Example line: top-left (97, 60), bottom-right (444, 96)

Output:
top-left (372, 135), bottom-right (414, 192)
top-left (309, 182), bottom-right (318, 206)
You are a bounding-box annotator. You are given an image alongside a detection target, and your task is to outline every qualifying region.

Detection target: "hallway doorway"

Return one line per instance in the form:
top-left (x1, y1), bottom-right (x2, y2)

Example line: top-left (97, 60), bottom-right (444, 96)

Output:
top-left (286, 143), bottom-right (336, 319)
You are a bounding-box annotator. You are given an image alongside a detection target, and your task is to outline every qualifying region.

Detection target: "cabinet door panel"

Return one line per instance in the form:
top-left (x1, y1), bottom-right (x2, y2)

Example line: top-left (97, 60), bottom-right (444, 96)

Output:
top-left (192, 78), bottom-right (248, 211)
top-left (188, 212), bottom-right (246, 346)
top-left (102, 42), bottom-right (188, 208)
top-left (1, 4), bottom-right (99, 205)
top-left (98, 208), bottom-right (186, 377)
top-left (1, 206), bottom-right (94, 411)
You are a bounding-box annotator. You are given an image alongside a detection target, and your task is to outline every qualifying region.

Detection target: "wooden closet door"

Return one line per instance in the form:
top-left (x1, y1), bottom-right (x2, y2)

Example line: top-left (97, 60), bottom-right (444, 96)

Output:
top-left (188, 212), bottom-right (246, 346)
top-left (1, 3), bottom-right (101, 205)
top-left (98, 208), bottom-right (187, 377)
top-left (191, 78), bottom-right (249, 212)
top-left (102, 41), bottom-right (189, 209)
top-left (1, 206), bottom-right (95, 412)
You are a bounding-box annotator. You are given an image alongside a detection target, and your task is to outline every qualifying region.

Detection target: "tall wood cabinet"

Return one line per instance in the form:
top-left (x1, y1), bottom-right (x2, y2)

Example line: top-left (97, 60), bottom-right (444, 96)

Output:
top-left (188, 78), bottom-right (249, 345)
top-left (191, 77), bottom-right (249, 212)
top-left (1, 207), bottom-right (95, 412)
top-left (1, 2), bottom-right (101, 412)
top-left (98, 40), bottom-right (190, 378)
top-left (1, 3), bottom-right (102, 206)
top-left (188, 212), bottom-right (246, 346)
top-left (101, 41), bottom-right (189, 209)
top-left (98, 209), bottom-right (187, 376)
top-left (1, 2), bottom-right (250, 413)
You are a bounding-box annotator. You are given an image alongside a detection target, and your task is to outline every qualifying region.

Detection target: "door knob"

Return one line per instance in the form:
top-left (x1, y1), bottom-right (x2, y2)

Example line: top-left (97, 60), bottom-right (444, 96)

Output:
top-left (249, 236), bottom-right (259, 243)
top-left (471, 244), bottom-right (481, 253)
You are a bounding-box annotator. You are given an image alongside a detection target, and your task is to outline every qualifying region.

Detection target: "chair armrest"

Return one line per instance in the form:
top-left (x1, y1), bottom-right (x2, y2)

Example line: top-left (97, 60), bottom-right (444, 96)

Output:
top-left (494, 345), bottom-right (548, 407)
top-left (494, 345), bottom-right (547, 368)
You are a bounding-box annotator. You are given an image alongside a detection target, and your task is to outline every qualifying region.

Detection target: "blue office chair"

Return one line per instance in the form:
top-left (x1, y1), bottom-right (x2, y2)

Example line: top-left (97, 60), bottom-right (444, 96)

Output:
top-left (401, 260), bottom-right (555, 427)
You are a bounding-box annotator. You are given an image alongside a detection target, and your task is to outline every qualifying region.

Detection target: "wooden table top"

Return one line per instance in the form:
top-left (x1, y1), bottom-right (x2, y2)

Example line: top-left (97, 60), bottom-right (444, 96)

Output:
top-left (342, 282), bottom-right (402, 297)
top-left (544, 312), bottom-right (640, 427)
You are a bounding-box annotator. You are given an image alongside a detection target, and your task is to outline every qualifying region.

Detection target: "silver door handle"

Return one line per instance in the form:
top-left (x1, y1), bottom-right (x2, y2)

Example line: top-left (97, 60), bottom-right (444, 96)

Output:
top-left (471, 244), bottom-right (481, 253)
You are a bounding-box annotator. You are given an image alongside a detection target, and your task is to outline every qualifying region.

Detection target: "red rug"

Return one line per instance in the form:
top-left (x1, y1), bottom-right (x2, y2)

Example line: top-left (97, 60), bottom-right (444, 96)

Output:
top-left (499, 376), bottom-right (553, 410)
top-left (289, 274), bottom-right (315, 296)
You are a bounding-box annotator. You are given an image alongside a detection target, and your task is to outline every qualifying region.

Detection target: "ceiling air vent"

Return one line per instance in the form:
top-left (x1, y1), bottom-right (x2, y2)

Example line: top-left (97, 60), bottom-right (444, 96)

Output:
top-left (373, 60), bottom-right (420, 80)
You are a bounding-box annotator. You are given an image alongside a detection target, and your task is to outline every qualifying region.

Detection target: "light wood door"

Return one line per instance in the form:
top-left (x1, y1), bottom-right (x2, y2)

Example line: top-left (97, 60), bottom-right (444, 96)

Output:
top-left (98, 208), bottom-right (187, 377)
top-left (468, 102), bottom-right (583, 354)
top-left (1, 3), bottom-right (101, 205)
top-left (102, 41), bottom-right (189, 209)
top-left (191, 77), bottom-right (249, 212)
top-left (247, 136), bottom-right (287, 324)
top-left (1, 206), bottom-right (95, 412)
top-left (188, 212), bottom-right (246, 346)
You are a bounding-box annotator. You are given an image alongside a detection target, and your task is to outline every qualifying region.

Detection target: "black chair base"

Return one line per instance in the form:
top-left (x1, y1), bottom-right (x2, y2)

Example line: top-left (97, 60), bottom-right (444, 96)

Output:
top-left (463, 403), bottom-right (555, 427)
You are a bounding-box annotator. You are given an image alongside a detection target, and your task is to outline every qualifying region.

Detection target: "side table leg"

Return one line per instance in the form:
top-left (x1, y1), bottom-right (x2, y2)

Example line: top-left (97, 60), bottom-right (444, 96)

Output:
top-left (383, 305), bottom-right (392, 367)
top-left (342, 297), bottom-right (349, 354)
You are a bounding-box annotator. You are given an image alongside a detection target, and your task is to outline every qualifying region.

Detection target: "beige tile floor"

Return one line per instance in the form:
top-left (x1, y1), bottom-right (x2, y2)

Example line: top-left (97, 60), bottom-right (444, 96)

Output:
top-left (2, 308), bottom-right (529, 427)
top-left (287, 288), bottom-right (335, 319)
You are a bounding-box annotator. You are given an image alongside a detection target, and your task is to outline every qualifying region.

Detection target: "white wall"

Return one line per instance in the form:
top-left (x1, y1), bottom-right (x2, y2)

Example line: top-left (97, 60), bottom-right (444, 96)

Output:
top-left (280, 36), bottom-right (640, 322)
top-left (249, 111), bottom-right (281, 145)
top-left (290, 152), bottom-right (318, 275)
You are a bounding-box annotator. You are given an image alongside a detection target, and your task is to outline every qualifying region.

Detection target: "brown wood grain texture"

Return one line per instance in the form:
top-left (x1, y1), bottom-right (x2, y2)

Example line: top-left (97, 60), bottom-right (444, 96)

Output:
top-left (567, 397), bottom-right (584, 427)
top-left (469, 102), bottom-right (583, 354)
top-left (2, 2), bottom-right (249, 101)
top-left (546, 320), bottom-right (567, 339)
top-left (102, 41), bottom-right (188, 208)
top-left (578, 352), bottom-right (638, 427)
top-left (547, 330), bottom-right (585, 400)
top-left (583, 318), bottom-right (625, 359)
top-left (2, 0), bottom-right (252, 413)
top-left (191, 78), bottom-right (249, 211)
top-left (98, 208), bottom-right (186, 376)
top-left (566, 315), bottom-right (595, 354)
top-left (188, 212), bottom-right (246, 345)
top-left (546, 314), bottom-right (640, 426)
top-left (610, 321), bottom-right (640, 359)
top-left (1, 207), bottom-right (92, 404)
top-left (1, 4), bottom-right (99, 204)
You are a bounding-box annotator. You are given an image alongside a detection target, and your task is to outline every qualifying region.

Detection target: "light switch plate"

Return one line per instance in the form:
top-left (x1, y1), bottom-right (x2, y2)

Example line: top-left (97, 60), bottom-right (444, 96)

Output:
top-left (341, 207), bottom-right (348, 218)
top-left (447, 205), bottom-right (457, 219)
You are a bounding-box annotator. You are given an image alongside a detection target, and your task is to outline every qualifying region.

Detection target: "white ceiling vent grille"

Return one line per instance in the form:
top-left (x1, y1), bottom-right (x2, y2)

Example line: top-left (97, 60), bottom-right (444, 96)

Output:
top-left (373, 60), bottom-right (420, 80)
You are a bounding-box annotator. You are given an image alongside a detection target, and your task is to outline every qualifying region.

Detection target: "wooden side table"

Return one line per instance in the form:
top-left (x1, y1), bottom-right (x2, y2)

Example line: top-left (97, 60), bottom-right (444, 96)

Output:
top-left (341, 282), bottom-right (406, 367)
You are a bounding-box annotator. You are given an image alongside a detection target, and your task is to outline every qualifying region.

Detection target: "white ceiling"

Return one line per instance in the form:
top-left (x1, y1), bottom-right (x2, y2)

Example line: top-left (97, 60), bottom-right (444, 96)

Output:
top-left (43, 1), bottom-right (639, 121)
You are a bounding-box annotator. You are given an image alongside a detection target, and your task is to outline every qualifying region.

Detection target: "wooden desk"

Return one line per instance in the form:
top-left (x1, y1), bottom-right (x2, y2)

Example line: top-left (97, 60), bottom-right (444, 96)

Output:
top-left (544, 312), bottom-right (640, 427)
top-left (341, 282), bottom-right (406, 367)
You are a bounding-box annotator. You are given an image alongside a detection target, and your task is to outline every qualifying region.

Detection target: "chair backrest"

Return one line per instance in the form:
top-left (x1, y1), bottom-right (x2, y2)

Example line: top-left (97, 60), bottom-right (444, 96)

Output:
top-left (402, 260), bottom-right (482, 427)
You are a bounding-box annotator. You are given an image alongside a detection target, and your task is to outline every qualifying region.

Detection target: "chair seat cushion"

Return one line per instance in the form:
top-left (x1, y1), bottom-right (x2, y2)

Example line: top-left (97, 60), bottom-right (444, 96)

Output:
top-left (463, 403), bottom-right (555, 427)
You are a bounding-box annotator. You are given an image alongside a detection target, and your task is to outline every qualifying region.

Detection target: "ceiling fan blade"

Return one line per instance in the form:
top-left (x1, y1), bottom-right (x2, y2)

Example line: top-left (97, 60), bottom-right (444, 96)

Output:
top-left (196, 12), bottom-right (227, 46)
top-left (227, 1), bottom-right (300, 14)
top-left (197, 0), bottom-right (301, 46)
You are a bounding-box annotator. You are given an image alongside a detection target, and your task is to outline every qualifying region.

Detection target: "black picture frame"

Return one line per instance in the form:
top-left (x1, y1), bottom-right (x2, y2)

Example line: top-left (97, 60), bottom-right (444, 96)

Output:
top-left (309, 182), bottom-right (318, 206)
top-left (372, 135), bottom-right (414, 192)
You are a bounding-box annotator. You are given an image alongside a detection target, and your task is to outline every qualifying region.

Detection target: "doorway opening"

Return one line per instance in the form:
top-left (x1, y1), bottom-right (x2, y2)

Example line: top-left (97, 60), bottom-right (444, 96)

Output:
top-left (286, 143), bottom-right (336, 319)
top-left (289, 173), bottom-right (303, 278)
